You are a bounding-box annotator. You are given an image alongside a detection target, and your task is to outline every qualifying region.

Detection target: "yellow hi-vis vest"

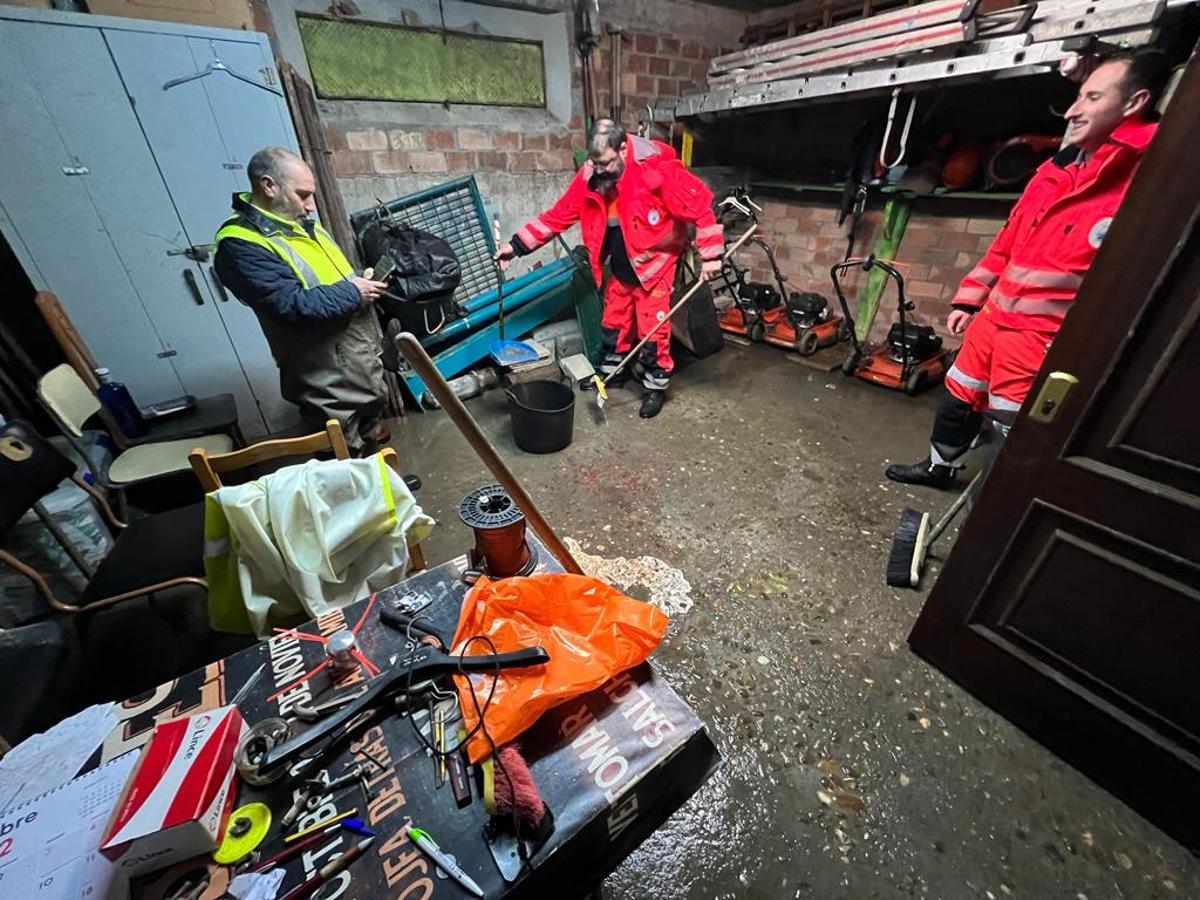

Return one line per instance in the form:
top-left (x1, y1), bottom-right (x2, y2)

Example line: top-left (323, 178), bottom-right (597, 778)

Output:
top-left (214, 193), bottom-right (353, 287)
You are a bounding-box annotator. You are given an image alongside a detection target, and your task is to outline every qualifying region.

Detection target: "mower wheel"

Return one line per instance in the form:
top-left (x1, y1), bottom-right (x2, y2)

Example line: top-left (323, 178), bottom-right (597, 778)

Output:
top-left (798, 331), bottom-right (820, 356)
top-left (837, 320), bottom-right (853, 342)
top-left (841, 354), bottom-right (860, 376)
top-left (906, 367), bottom-right (929, 396)
top-left (747, 320), bottom-right (767, 343)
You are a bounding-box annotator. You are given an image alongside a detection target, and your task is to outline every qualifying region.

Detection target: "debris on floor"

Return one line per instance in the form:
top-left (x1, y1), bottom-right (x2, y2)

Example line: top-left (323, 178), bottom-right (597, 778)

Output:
top-left (564, 536), bottom-right (694, 618)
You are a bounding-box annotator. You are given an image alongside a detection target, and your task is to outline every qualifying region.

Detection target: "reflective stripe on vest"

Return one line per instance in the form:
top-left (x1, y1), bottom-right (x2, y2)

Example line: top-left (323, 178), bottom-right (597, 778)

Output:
top-left (265, 234), bottom-right (321, 288)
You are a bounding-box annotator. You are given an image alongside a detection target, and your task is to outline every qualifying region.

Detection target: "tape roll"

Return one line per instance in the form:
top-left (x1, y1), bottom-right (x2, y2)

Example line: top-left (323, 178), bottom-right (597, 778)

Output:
top-left (235, 717), bottom-right (291, 786)
top-left (213, 802), bottom-right (272, 864)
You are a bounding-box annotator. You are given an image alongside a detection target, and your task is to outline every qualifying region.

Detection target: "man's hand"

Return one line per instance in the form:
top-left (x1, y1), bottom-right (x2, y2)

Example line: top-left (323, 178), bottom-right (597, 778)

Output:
top-left (494, 242), bottom-right (517, 272)
top-left (947, 309), bottom-right (974, 335)
top-left (700, 259), bottom-right (722, 281)
top-left (352, 267), bottom-right (388, 303)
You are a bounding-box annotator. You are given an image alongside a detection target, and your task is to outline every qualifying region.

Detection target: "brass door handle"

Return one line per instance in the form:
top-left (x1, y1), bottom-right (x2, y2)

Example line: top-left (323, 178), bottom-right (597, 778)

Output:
top-left (1029, 371), bottom-right (1078, 424)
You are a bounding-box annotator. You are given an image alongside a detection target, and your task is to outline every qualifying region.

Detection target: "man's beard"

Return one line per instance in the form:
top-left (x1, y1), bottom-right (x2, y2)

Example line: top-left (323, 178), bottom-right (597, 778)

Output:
top-left (589, 164), bottom-right (622, 192)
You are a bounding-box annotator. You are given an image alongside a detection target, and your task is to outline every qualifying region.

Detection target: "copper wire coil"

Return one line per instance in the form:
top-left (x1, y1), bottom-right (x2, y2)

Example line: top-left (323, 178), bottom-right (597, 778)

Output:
top-left (459, 484), bottom-right (536, 577)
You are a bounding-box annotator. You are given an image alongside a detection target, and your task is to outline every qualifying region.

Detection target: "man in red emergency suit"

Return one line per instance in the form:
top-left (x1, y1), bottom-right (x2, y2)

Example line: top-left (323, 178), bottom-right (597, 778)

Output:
top-left (495, 119), bottom-right (724, 418)
top-left (887, 49), bottom-right (1169, 488)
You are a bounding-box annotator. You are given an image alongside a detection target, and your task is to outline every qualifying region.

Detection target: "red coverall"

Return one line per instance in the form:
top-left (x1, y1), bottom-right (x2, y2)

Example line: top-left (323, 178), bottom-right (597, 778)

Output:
top-left (511, 135), bottom-right (724, 390)
top-left (930, 117), bottom-right (1156, 464)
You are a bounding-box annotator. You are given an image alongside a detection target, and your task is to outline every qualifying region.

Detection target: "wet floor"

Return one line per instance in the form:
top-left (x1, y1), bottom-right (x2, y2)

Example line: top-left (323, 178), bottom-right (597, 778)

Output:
top-left (391, 340), bottom-right (1200, 900)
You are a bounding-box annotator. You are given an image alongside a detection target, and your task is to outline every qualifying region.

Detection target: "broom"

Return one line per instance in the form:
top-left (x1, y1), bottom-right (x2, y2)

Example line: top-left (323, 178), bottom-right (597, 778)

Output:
top-left (592, 225), bottom-right (758, 408)
top-left (886, 471), bottom-right (983, 588)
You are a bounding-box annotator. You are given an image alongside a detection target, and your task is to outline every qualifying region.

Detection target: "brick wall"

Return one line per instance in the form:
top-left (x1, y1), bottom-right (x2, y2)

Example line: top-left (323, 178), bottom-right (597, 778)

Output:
top-left (740, 196), bottom-right (1009, 346)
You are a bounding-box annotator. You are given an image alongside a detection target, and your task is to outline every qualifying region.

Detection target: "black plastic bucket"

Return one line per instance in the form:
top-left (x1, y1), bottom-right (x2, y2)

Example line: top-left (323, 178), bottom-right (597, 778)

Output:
top-left (506, 380), bottom-right (575, 454)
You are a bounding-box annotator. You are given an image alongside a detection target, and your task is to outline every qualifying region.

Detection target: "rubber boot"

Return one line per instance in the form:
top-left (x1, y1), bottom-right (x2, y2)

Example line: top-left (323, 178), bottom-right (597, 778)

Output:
top-left (639, 390), bottom-right (665, 419)
top-left (885, 456), bottom-right (958, 489)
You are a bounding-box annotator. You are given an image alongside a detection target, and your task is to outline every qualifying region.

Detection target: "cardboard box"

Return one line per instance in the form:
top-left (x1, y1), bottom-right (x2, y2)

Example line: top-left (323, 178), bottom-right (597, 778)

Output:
top-left (101, 706), bottom-right (245, 891)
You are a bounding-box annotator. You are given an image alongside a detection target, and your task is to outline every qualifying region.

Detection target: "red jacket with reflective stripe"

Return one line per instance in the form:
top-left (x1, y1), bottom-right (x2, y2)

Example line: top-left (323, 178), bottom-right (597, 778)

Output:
top-left (952, 117), bottom-right (1156, 332)
top-left (513, 135), bottom-right (723, 290)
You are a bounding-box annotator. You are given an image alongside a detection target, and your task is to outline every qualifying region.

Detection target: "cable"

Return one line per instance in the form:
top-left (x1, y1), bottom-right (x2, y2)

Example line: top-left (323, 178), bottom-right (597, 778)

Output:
top-left (398, 624), bottom-right (533, 877)
top-left (457, 635), bottom-right (534, 878)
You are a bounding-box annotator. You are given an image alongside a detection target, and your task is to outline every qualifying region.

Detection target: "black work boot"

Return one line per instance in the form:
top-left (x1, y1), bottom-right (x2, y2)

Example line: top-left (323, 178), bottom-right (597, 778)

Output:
top-left (885, 456), bottom-right (958, 489)
top-left (639, 390), bottom-right (665, 419)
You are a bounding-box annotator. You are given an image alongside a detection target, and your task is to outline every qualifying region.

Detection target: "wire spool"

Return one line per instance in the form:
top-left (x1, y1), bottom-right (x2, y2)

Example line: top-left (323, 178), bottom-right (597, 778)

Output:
top-left (213, 802), bottom-right (272, 864)
top-left (459, 484), bottom-right (536, 577)
top-left (235, 717), bottom-right (292, 786)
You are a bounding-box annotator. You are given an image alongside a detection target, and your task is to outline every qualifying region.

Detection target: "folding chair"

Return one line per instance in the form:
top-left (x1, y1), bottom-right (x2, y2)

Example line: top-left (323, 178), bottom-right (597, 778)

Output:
top-left (35, 291), bottom-right (244, 448)
top-left (37, 364), bottom-right (233, 493)
top-left (189, 419), bottom-right (426, 572)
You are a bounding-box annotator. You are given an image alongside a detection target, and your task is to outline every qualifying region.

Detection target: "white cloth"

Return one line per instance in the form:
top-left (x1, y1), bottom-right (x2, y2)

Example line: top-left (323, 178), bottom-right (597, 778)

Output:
top-left (212, 454), bottom-right (433, 636)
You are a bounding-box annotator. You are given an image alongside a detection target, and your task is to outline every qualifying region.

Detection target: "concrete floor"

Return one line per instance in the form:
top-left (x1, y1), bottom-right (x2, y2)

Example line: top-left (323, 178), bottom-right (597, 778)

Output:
top-left (391, 341), bottom-right (1200, 900)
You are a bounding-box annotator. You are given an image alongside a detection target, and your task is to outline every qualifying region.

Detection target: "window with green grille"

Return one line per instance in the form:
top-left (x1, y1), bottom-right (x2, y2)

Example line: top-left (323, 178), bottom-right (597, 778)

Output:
top-left (297, 16), bottom-right (546, 107)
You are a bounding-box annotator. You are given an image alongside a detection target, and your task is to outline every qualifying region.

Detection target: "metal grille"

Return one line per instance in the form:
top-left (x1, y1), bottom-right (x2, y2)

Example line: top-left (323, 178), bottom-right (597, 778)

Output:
top-left (298, 16), bottom-right (545, 107)
top-left (352, 177), bottom-right (496, 308)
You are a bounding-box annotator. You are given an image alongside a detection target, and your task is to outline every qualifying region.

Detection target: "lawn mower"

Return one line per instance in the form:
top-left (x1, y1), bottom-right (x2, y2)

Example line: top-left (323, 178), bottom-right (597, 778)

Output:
top-left (831, 256), bottom-right (953, 395)
top-left (713, 187), bottom-right (849, 356)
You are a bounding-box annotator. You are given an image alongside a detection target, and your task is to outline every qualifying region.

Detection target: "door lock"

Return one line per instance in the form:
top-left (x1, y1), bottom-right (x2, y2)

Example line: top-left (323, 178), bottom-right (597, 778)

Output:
top-left (1029, 371), bottom-right (1078, 424)
top-left (168, 244), bottom-right (214, 262)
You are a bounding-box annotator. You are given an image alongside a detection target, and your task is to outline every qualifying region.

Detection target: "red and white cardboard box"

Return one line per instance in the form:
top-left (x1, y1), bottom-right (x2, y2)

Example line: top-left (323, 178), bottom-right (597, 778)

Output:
top-left (101, 705), bottom-right (245, 893)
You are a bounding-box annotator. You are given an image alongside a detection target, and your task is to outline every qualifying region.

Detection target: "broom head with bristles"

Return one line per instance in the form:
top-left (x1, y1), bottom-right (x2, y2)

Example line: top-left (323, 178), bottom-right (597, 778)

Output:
top-left (887, 507), bottom-right (930, 588)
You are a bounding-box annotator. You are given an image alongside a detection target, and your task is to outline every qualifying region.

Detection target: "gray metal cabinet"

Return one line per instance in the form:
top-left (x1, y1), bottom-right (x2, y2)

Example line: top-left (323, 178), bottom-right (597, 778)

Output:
top-left (0, 8), bottom-right (304, 438)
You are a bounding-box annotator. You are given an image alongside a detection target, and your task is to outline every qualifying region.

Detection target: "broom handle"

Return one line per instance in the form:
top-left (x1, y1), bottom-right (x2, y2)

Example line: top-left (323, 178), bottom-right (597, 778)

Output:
top-left (604, 224), bottom-right (758, 386)
top-left (395, 332), bottom-right (584, 575)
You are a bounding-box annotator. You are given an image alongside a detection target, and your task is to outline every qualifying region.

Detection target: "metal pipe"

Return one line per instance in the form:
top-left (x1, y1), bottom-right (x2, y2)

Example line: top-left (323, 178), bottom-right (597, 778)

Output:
top-left (460, 259), bottom-right (571, 314)
top-left (395, 333), bottom-right (583, 575)
top-left (423, 267), bottom-right (575, 348)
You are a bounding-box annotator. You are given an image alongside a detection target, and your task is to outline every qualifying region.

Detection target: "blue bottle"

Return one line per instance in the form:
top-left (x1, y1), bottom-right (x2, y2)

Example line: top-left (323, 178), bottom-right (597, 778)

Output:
top-left (94, 367), bottom-right (148, 438)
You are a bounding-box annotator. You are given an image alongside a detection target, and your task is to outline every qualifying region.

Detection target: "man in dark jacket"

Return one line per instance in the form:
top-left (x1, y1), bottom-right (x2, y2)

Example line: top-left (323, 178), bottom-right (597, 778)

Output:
top-left (214, 147), bottom-right (389, 452)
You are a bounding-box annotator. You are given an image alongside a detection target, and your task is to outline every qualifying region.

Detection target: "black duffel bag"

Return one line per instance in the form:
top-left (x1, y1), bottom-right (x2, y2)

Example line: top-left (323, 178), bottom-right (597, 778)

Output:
top-left (359, 218), bottom-right (462, 336)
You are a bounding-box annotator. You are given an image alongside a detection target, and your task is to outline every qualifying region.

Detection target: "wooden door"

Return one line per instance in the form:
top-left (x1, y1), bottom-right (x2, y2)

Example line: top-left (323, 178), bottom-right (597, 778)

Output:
top-left (909, 54), bottom-right (1200, 850)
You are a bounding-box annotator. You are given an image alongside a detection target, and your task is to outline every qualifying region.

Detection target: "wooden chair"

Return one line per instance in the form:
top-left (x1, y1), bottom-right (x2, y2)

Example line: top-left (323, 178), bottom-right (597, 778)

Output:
top-left (35, 291), bottom-right (244, 449)
top-left (188, 419), bottom-right (427, 571)
top-left (38, 364), bottom-right (233, 492)
top-left (0, 420), bottom-right (206, 615)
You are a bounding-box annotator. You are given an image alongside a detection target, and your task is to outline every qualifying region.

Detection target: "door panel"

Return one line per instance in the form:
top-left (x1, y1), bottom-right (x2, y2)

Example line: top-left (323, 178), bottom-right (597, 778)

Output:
top-left (104, 28), bottom-right (300, 435)
top-left (909, 53), bottom-right (1200, 850)
top-left (0, 20), bottom-right (181, 403)
top-left (0, 19), bottom-right (260, 429)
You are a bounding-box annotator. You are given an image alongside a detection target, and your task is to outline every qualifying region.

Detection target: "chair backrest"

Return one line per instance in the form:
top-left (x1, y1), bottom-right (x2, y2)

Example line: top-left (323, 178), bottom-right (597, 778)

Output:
top-left (0, 420), bottom-right (76, 537)
top-left (189, 418), bottom-right (352, 492)
top-left (35, 292), bottom-right (100, 391)
top-left (38, 364), bottom-right (102, 438)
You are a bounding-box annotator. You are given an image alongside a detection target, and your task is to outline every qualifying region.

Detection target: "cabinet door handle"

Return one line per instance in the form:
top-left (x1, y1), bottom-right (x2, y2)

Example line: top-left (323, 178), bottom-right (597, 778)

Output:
top-left (210, 266), bottom-right (230, 302)
top-left (183, 268), bottom-right (205, 305)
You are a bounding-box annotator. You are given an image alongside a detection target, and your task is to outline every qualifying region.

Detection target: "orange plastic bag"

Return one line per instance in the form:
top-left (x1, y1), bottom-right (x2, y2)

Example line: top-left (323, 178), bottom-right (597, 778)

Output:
top-left (451, 573), bottom-right (668, 763)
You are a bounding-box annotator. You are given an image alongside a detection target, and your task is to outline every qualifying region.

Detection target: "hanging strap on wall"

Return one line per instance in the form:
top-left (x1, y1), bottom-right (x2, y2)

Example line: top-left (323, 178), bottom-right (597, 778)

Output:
top-left (879, 88), bottom-right (917, 170)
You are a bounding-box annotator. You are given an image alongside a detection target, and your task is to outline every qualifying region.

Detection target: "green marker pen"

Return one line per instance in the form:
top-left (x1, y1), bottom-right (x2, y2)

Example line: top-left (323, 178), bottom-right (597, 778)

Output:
top-left (408, 826), bottom-right (485, 897)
